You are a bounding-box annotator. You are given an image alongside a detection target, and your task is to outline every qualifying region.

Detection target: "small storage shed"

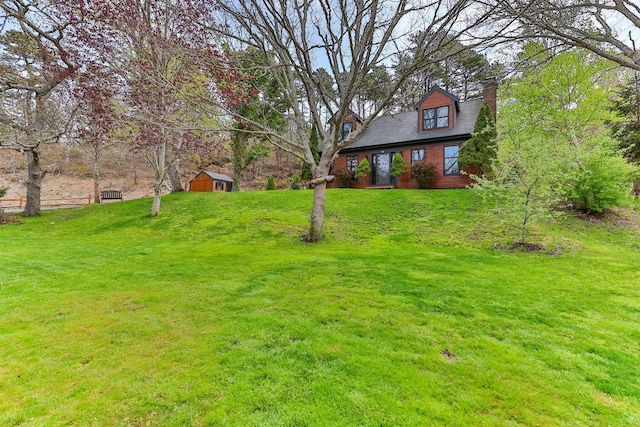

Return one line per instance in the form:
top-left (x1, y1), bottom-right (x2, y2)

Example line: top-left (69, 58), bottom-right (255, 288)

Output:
top-left (189, 171), bottom-right (234, 192)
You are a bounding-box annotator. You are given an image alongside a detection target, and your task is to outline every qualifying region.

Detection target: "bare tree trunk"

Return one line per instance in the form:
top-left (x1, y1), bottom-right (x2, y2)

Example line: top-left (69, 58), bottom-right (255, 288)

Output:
top-left (232, 132), bottom-right (246, 192)
top-left (308, 181), bottom-right (327, 242)
top-left (151, 140), bottom-right (166, 217)
top-left (165, 148), bottom-right (184, 192)
top-left (93, 150), bottom-right (101, 204)
top-left (132, 153), bottom-right (138, 185)
top-left (151, 177), bottom-right (163, 216)
top-left (166, 162), bottom-right (184, 192)
top-left (307, 164), bottom-right (331, 242)
top-left (23, 148), bottom-right (43, 217)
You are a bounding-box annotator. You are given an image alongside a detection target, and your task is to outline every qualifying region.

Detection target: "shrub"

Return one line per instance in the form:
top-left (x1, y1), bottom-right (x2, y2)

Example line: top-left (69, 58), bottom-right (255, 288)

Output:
top-left (354, 157), bottom-right (371, 179)
top-left (266, 176), bottom-right (276, 190)
top-left (334, 169), bottom-right (355, 188)
top-left (287, 174), bottom-right (301, 190)
top-left (0, 188), bottom-right (6, 215)
top-left (300, 161), bottom-right (312, 182)
top-left (411, 161), bottom-right (436, 189)
top-left (564, 150), bottom-right (638, 213)
top-left (390, 153), bottom-right (408, 177)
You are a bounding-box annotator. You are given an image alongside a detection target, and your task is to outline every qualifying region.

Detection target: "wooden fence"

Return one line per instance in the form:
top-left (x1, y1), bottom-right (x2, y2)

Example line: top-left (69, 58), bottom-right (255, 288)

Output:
top-left (0, 195), bottom-right (92, 209)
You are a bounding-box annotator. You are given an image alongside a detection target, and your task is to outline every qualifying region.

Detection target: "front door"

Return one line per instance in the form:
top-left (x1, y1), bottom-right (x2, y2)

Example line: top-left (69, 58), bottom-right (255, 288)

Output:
top-left (371, 152), bottom-right (394, 186)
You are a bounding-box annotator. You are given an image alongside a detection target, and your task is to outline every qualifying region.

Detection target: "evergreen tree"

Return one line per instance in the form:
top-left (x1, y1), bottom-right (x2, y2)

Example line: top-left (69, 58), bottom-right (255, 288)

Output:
top-left (266, 176), bottom-right (276, 190)
top-left (229, 49), bottom-right (288, 191)
top-left (459, 105), bottom-right (497, 177)
top-left (609, 72), bottom-right (640, 162)
top-left (354, 157), bottom-right (371, 179)
top-left (390, 153), bottom-right (408, 177)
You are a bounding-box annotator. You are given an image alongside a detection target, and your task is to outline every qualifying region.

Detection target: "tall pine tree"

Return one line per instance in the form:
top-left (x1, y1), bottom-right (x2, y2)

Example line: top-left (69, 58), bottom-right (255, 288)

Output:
top-left (609, 72), bottom-right (640, 162)
top-left (459, 104), bottom-right (497, 177)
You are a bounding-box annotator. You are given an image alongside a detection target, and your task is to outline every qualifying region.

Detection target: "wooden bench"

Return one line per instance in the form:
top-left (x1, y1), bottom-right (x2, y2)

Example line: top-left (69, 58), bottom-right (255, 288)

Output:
top-left (100, 190), bottom-right (122, 202)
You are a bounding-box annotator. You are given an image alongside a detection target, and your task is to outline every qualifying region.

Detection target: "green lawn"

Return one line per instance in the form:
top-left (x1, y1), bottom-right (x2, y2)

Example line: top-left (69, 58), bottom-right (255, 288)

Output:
top-left (1, 189), bottom-right (639, 426)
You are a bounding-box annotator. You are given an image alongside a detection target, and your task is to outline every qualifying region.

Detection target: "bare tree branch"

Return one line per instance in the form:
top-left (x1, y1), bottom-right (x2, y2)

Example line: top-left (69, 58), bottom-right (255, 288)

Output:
top-left (489, 0), bottom-right (640, 71)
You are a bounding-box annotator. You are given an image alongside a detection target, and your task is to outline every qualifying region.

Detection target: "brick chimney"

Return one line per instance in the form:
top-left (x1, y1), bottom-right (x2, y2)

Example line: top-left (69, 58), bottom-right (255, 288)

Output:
top-left (482, 77), bottom-right (497, 120)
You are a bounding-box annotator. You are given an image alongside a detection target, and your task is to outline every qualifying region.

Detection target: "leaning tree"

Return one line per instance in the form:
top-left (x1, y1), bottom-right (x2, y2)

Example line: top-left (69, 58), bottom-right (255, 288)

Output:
top-left (209, 0), bottom-right (499, 242)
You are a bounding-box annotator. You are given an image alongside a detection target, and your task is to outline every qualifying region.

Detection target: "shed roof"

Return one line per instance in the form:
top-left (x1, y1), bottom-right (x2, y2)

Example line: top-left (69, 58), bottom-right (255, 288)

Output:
top-left (199, 171), bottom-right (234, 183)
top-left (341, 98), bottom-right (483, 152)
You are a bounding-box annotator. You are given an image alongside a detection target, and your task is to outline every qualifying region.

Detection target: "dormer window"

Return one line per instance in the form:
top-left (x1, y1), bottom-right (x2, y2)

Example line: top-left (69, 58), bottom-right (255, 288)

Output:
top-left (340, 122), bottom-right (353, 141)
top-left (423, 106), bottom-right (449, 130)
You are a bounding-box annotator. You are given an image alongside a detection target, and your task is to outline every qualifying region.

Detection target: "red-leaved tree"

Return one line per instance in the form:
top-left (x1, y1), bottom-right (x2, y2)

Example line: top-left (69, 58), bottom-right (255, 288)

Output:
top-left (72, 67), bottom-right (121, 203)
top-left (67, 0), bottom-right (246, 215)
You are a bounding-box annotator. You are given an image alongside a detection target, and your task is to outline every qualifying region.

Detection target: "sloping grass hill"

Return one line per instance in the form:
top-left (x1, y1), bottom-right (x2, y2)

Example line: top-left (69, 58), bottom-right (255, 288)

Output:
top-left (1, 189), bottom-right (639, 426)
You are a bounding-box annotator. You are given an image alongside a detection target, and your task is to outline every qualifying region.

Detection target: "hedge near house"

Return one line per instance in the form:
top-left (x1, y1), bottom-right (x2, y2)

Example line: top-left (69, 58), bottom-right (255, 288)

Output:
top-left (411, 161), bottom-right (436, 189)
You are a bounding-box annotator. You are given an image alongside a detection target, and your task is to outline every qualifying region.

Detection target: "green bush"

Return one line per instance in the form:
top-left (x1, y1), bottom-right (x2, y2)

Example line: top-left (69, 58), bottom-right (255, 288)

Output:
top-left (411, 161), bottom-right (436, 189)
top-left (354, 157), bottom-right (371, 179)
top-left (334, 169), bottom-right (355, 188)
top-left (266, 176), bottom-right (276, 190)
top-left (0, 187), bottom-right (6, 215)
top-left (287, 174), bottom-right (301, 190)
top-left (300, 161), bottom-right (312, 182)
top-left (564, 151), bottom-right (638, 213)
top-left (390, 153), bottom-right (408, 177)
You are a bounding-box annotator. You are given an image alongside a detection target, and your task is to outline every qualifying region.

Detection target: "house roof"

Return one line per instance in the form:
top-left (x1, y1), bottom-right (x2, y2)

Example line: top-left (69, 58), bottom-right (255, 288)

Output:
top-left (414, 85), bottom-right (460, 110)
top-left (326, 108), bottom-right (364, 125)
top-left (200, 171), bottom-right (234, 182)
top-left (341, 98), bottom-right (483, 152)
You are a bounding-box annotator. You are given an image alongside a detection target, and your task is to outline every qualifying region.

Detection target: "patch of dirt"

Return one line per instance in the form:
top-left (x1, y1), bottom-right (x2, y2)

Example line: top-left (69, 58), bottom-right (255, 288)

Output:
top-left (300, 233), bottom-right (316, 243)
top-left (549, 246), bottom-right (565, 256)
top-left (0, 140), bottom-right (304, 198)
top-left (494, 242), bottom-right (558, 254)
top-left (605, 207), bottom-right (639, 229)
top-left (0, 214), bottom-right (21, 225)
top-left (580, 207), bottom-right (639, 229)
top-left (0, 173), bottom-right (158, 201)
top-left (511, 242), bottom-right (543, 252)
top-left (440, 348), bottom-right (455, 360)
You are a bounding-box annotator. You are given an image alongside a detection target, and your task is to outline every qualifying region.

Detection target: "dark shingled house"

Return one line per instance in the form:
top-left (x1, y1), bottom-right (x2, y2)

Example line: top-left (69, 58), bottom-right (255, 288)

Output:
top-left (330, 82), bottom-right (496, 189)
